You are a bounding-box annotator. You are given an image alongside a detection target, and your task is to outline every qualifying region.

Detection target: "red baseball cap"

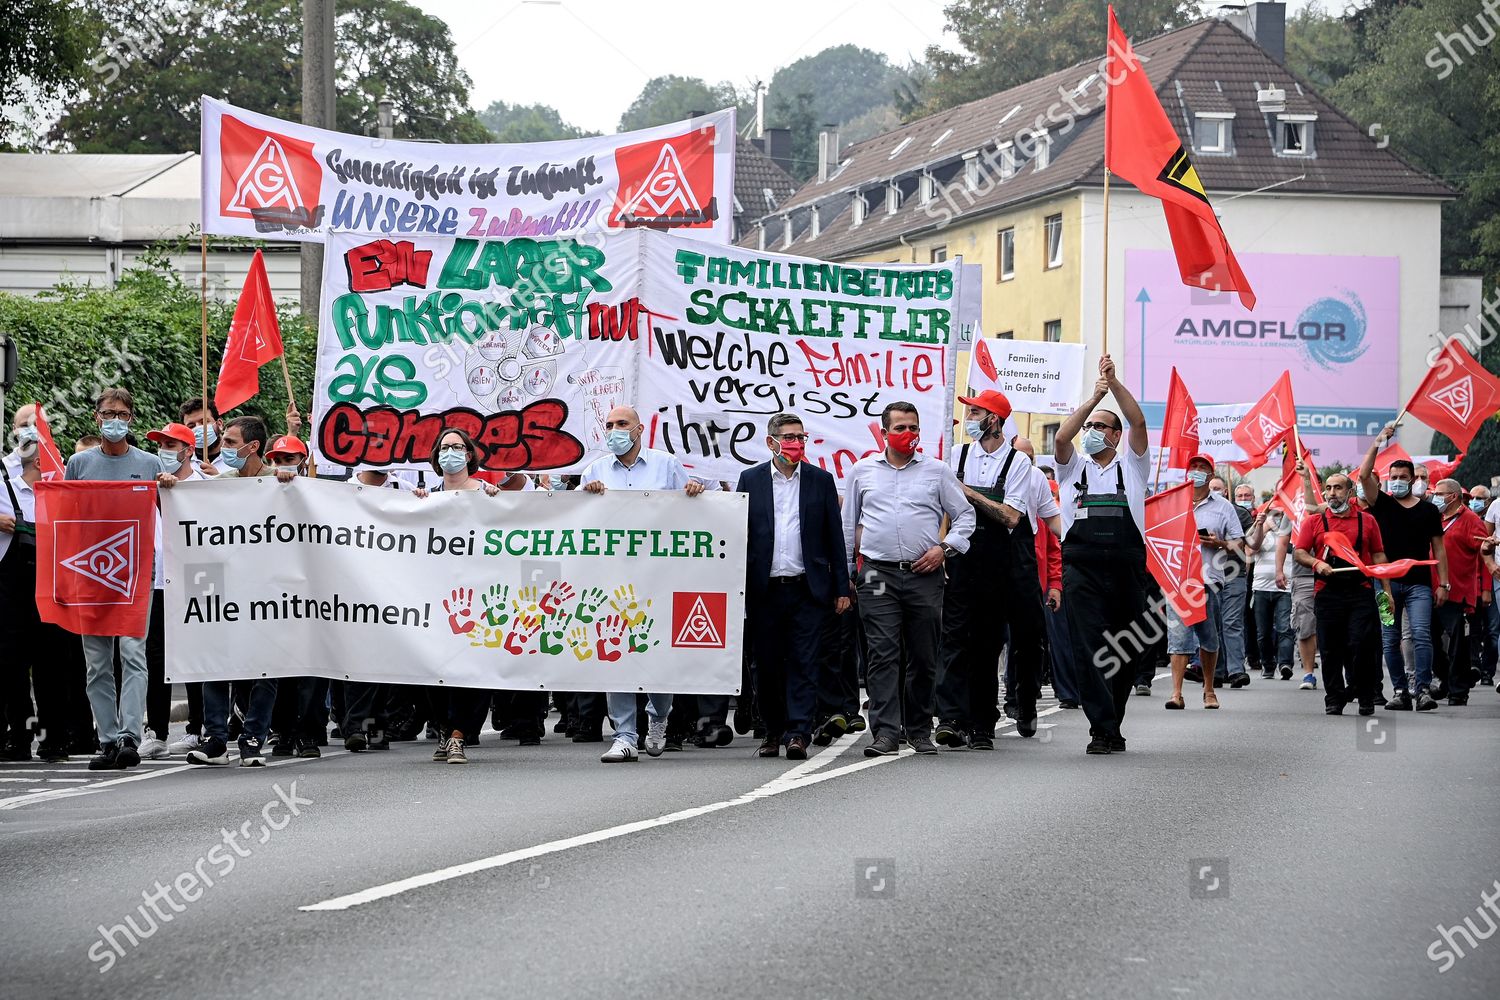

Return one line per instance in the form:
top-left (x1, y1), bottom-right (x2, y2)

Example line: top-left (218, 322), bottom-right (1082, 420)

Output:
top-left (956, 389), bottom-right (1013, 420)
top-left (266, 435), bottom-right (308, 460)
top-left (1186, 452), bottom-right (1216, 470)
top-left (146, 423), bottom-right (195, 449)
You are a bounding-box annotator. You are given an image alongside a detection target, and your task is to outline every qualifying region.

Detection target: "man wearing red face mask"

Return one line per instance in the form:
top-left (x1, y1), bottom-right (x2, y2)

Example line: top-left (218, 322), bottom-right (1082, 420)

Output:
top-left (736, 413), bottom-right (850, 759)
top-left (842, 401), bottom-right (976, 757)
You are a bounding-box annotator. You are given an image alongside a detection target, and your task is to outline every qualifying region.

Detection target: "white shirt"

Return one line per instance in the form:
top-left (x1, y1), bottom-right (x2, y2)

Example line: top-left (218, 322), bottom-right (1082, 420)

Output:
top-left (949, 441), bottom-right (1031, 512)
top-left (842, 451), bottom-right (975, 568)
top-left (155, 464), bottom-right (205, 589)
top-left (577, 447), bottom-right (689, 491)
top-left (0, 456), bottom-right (37, 563)
top-left (769, 463), bottom-right (804, 577)
top-left (1251, 514), bottom-right (1293, 593)
top-left (1485, 501), bottom-right (1500, 538)
top-left (1055, 443), bottom-right (1152, 539)
top-left (1018, 463), bottom-right (1062, 534)
top-left (1191, 491), bottom-right (1245, 586)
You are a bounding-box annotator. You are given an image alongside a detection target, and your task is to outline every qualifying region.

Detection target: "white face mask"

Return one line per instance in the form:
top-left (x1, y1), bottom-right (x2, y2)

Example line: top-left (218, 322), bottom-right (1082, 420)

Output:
top-left (1411, 479), bottom-right (1428, 498)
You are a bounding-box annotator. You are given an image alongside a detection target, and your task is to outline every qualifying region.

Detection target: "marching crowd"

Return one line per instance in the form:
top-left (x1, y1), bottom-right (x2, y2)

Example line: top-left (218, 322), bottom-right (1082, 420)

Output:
top-left (2, 359), bottom-right (1496, 772)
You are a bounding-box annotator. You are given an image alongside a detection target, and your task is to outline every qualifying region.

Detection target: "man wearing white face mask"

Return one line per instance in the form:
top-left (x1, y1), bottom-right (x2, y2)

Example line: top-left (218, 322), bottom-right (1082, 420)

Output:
top-left (1358, 424), bottom-right (1448, 711)
top-left (579, 404), bottom-right (703, 763)
top-left (1054, 354), bottom-right (1152, 755)
top-left (63, 388), bottom-right (165, 770)
top-left (178, 397), bottom-right (224, 475)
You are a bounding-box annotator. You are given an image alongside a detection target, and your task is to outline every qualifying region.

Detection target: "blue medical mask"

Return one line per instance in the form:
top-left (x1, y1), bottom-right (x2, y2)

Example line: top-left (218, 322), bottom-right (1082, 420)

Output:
top-left (1188, 470), bottom-right (1208, 488)
top-left (193, 423), bottom-right (218, 450)
top-left (437, 449), bottom-right (468, 474)
top-left (1328, 498), bottom-right (1350, 514)
top-left (605, 429), bottom-right (635, 456)
top-left (1356, 483), bottom-right (1366, 500)
top-left (101, 418), bottom-right (129, 443)
top-left (15, 425), bottom-right (40, 446)
top-left (274, 462), bottom-right (303, 477)
top-left (1470, 498), bottom-right (1487, 513)
top-left (219, 446), bottom-right (248, 471)
top-left (1236, 500), bottom-right (1253, 511)
top-left (1081, 429), bottom-right (1108, 456)
top-left (963, 419), bottom-right (985, 441)
top-left (1388, 480), bottom-right (1410, 499)
top-left (1429, 493), bottom-right (1446, 508)
top-left (157, 450), bottom-right (184, 474)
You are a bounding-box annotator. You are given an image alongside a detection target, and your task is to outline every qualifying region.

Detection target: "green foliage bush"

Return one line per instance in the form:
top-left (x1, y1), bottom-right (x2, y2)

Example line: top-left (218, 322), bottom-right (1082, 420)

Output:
top-left (1, 241), bottom-right (316, 449)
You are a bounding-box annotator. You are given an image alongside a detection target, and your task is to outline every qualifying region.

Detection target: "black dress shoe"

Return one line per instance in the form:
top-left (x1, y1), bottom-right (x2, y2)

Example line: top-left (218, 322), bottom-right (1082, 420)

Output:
top-left (967, 735), bottom-right (994, 751)
top-left (933, 723), bottom-right (965, 748)
top-left (757, 737), bottom-right (780, 758)
top-left (1229, 673), bottom-right (1251, 688)
top-left (1108, 736), bottom-right (1127, 753)
top-left (1448, 696), bottom-right (1468, 706)
top-left (786, 736), bottom-right (808, 760)
top-left (863, 736), bottom-right (898, 757)
top-left (89, 744), bottom-right (120, 770)
top-left (1015, 716), bottom-right (1037, 738)
top-left (1324, 705), bottom-right (1344, 715)
top-left (1085, 737), bottom-right (1112, 755)
top-left (909, 735), bottom-right (938, 754)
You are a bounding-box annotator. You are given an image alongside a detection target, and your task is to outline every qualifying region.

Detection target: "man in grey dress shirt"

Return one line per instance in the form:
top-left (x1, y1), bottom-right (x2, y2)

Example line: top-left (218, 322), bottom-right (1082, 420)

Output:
top-left (842, 401), bottom-right (975, 757)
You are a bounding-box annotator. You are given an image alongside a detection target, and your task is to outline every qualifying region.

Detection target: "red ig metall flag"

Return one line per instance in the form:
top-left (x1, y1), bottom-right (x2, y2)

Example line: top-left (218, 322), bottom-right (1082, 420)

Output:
top-left (1404, 339), bottom-right (1500, 452)
top-left (1143, 481), bottom-right (1207, 626)
top-left (32, 403), bottom-right (67, 481)
top-left (1160, 366), bottom-right (1199, 470)
top-left (1230, 370), bottom-right (1295, 471)
top-left (34, 481), bottom-right (158, 637)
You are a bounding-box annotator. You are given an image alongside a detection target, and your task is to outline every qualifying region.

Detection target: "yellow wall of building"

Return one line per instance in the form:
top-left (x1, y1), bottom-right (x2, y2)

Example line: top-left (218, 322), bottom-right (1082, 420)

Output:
top-left (844, 192), bottom-right (1085, 450)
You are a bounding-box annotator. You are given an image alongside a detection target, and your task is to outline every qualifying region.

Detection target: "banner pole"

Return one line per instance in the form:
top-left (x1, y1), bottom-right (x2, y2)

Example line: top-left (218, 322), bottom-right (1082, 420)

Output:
top-left (1153, 436), bottom-right (1165, 493)
top-left (1101, 167), bottom-right (1111, 363)
top-left (200, 233), bottom-right (209, 467)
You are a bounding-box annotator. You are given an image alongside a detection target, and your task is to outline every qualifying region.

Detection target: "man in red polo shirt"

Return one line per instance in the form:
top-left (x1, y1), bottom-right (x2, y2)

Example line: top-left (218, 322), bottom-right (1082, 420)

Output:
top-left (1293, 472), bottom-right (1388, 716)
top-left (1430, 478), bottom-right (1488, 706)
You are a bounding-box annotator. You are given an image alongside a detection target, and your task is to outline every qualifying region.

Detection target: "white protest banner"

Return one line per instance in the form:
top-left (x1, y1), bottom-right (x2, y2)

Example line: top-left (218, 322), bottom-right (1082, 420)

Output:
top-left (637, 233), bottom-right (961, 485)
top-left (162, 478), bottom-right (746, 692)
top-left (1194, 403), bottom-right (1252, 462)
top-left (201, 97), bottom-right (736, 243)
top-left (961, 337), bottom-right (1085, 416)
top-left (313, 229), bottom-right (646, 473)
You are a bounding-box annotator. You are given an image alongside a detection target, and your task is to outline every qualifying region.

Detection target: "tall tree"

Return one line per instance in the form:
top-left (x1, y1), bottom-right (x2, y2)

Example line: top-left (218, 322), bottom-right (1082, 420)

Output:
top-left (767, 45), bottom-right (902, 131)
top-left (921, 0), bottom-right (1201, 114)
top-left (1, 0), bottom-right (99, 149)
top-left (477, 101), bottom-right (592, 142)
top-left (51, 0), bottom-right (487, 152)
top-left (617, 75), bottom-right (746, 132)
top-left (1282, 1), bottom-right (1361, 90)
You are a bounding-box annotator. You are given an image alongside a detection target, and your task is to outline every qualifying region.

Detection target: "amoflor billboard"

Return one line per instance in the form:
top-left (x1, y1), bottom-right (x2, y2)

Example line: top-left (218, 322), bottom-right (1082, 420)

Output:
top-left (1128, 250), bottom-right (1398, 465)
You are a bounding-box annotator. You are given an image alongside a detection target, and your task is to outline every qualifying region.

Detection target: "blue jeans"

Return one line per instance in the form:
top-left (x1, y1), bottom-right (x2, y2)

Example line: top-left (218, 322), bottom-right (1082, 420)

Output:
top-left (81, 592), bottom-right (153, 747)
top-left (1215, 574), bottom-right (1249, 681)
top-left (1166, 587), bottom-right (1222, 655)
top-left (203, 679), bottom-right (277, 744)
top-left (1253, 589), bottom-right (1293, 669)
top-left (1380, 579), bottom-right (1433, 695)
top-left (1045, 601), bottom-right (1080, 703)
top-left (606, 691), bottom-right (673, 747)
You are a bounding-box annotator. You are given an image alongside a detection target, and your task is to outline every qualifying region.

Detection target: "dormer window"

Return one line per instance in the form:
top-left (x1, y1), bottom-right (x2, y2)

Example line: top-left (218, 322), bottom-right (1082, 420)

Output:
top-left (809, 204), bottom-right (821, 240)
top-left (886, 181), bottom-right (901, 215)
top-left (920, 173), bottom-right (935, 204)
top-left (963, 152), bottom-right (980, 192)
top-left (1193, 113), bottom-right (1233, 154)
top-left (999, 143), bottom-right (1017, 179)
top-left (1276, 116), bottom-right (1316, 156)
top-left (781, 214), bottom-right (792, 249)
top-left (1032, 133), bottom-right (1051, 172)
top-left (852, 192), bottom-right (867, 228)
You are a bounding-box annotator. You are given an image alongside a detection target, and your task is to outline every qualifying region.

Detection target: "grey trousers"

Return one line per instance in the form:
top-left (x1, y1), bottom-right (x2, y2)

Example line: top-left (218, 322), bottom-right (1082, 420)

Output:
top-left (856, 562), bottom-right (944, 741)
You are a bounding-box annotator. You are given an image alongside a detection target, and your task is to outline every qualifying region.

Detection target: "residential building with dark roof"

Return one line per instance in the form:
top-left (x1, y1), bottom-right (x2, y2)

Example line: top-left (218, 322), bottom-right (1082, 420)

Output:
top-left (739, 2), bottom-right (1476, 463)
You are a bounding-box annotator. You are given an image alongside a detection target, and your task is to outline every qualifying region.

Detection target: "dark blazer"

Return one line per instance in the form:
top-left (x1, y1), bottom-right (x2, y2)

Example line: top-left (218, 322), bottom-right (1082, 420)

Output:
top-left (736, 460), bottom-right (850, 610)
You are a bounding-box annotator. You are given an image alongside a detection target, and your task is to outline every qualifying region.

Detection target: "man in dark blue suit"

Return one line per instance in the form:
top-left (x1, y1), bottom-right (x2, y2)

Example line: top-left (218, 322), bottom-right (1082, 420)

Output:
top-left (735, 413), bottom-right (851, 760)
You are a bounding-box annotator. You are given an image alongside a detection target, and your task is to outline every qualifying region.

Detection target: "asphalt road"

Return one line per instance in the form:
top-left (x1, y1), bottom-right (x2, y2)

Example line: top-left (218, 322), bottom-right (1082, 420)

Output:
top-left (3, 676), bottom-right (1497, 1000)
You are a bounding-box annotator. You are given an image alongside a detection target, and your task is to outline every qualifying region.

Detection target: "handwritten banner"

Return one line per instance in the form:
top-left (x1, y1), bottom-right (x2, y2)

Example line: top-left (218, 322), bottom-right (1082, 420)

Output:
top-left (201, 97), bottom-right (736, 243)
top-left (312, 230), bottom-right (962, 485)
top-left (162, 477), bottom-right (746, 691)
top-left (639, 233), bottom-right (961, 484)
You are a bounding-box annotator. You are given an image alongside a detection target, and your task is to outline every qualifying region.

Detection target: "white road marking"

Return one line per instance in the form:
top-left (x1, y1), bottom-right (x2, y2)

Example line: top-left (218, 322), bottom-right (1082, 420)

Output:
top-left (301, 738), bottom-right (909, 912)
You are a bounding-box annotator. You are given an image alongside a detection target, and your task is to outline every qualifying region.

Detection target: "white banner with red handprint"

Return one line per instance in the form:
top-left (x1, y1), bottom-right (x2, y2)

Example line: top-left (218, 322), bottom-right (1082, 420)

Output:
top-left (160, 477), bottom-right (746, 692)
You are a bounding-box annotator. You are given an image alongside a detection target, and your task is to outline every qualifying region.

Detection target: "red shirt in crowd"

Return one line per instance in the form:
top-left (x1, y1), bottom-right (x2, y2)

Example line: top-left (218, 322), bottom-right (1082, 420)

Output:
top-left (1295, 506), bottom-right (1385, 592)
top-left (1035, 516), bottom-right (1062, 595)
top-left (1439, 505), bottom-right (1489, 609)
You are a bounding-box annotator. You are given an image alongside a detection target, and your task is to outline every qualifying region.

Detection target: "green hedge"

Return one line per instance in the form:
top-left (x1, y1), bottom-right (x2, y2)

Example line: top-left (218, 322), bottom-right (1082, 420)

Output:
top-left (1, 243), bottom-right (317, 449)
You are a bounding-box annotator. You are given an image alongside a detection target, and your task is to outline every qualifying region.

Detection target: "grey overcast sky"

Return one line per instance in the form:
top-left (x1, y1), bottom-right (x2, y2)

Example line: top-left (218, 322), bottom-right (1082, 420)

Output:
top-left (414, 0), bottom-right (1330, 136)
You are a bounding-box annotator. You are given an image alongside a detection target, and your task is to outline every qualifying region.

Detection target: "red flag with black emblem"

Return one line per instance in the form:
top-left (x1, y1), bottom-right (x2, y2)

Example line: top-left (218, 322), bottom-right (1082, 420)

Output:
top-left (1104, 6), bottom-right (1255, 309)
top-left (32, 403), bottom-right (67, 481)
top-left (215, 249), bottom-right (285, 414)
top-left (1231, 371), bottom-right (1295, 467)
top-left (34, 481), bottom-right (157, 637)
top-left (1143, 481), bottom-right (1207, 626)
top-left (1404, 340), bottom-right (1500, 452)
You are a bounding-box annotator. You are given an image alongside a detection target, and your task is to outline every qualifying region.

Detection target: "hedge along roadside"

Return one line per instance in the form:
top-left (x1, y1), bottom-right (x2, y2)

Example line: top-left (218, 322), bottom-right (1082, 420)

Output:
top-left (0, 237), bottom-right (316, 447)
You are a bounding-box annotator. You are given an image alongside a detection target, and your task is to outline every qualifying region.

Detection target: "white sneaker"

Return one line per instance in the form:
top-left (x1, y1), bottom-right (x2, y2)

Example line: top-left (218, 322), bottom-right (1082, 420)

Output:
top-left (644, 720), bottom-right (667, 757)
top-left (600, 738), bottom-right (639, 763)
top-left (138, 737), bottom-right (170, 760)
top-left (167, 733), bottom-right (201, 755)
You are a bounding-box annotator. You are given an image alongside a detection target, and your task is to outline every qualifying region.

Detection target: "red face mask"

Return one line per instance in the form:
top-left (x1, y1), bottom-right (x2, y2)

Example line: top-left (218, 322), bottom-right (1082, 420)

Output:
top-left (776, 440), bottom-right (805, 464)
top-left (886, 430), bottom-right (920, 456)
